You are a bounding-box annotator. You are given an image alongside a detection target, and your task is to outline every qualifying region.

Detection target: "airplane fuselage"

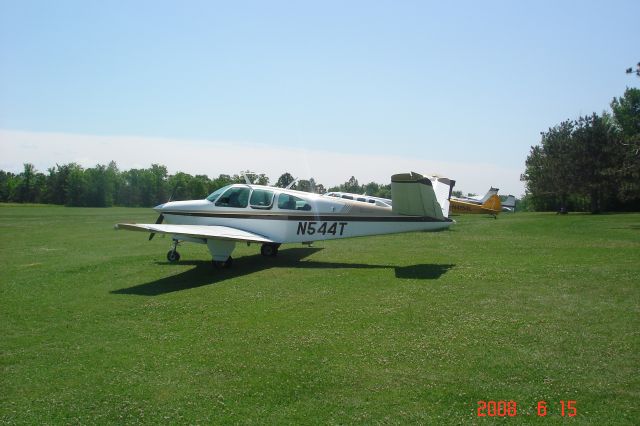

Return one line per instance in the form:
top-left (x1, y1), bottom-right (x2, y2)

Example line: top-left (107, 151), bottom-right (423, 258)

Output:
top-left (116, 173), bottom-right (454, 266)
top-left (157, 185), bottom-right (451, 244)
top-left (449, 198), bottom-right (500, 216)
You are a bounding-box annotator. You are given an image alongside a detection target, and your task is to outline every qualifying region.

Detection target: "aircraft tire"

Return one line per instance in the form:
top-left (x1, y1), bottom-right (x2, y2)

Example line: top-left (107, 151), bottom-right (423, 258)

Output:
top-left (167, 250), bottom-right (180, 262)
top-left (261, 244), bottom-right (275, 257)
top-left (261, 243), bottom-right (280, 257)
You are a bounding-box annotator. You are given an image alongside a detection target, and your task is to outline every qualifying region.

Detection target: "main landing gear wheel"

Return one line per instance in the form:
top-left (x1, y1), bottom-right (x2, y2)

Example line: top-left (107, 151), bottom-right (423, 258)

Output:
top-left (167, 250), bottom-right (181, 262)
top-left (261, 243), bottom-right (280, 257)
top-left (212, 256), bottom-right (233, 269)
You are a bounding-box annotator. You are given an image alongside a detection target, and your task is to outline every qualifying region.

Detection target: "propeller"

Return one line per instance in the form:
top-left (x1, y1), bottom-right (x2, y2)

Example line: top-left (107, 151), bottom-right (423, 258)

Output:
top-left (148, 212), bottom-right (164, 240)
top-left (149, 189), bottom-right (175, 241)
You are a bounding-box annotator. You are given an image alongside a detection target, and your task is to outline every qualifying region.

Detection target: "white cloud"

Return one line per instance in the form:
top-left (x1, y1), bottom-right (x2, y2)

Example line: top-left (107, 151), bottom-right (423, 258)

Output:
top-left (0, 129), bottom-right (526, 196)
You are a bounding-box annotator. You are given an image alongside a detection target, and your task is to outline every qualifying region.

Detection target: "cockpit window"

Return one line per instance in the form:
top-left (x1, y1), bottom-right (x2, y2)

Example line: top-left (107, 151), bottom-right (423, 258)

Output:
top-left (277, 193), bottom-right (311, 211)
top-left (249, 189), bottom-right (275, 209)
top-left (215, 187), bottom-right (250, 208)
top-left (206, 185), bottom-right (232, 202)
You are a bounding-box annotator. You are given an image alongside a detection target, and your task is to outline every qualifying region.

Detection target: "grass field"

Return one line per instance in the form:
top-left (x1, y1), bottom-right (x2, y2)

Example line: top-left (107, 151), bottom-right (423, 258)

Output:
top-left (1, 204), bottom-right (638, 424)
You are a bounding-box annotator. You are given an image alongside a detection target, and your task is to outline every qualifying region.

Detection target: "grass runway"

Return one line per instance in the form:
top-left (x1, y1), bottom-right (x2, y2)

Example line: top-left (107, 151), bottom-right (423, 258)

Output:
top-left (1, 204), bottom-right (639, 424)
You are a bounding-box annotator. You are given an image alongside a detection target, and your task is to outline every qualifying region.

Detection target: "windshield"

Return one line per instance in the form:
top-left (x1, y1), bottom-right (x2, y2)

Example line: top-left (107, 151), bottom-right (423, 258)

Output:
top-left (206, 185), bottom-right (232, 202)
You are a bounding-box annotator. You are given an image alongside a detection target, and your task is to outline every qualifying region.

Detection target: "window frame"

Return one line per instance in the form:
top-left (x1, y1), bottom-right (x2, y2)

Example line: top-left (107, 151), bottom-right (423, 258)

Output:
top-left (277, 193), bottom-right (312, 211)
top-left (249, 188), bottom-right (275, 210)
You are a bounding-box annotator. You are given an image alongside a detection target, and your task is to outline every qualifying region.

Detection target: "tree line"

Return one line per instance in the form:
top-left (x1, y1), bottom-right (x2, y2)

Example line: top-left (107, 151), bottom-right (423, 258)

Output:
top-left (521, 87), bottom-right (640, 212)
top-left (0, 162), bottom-right (394, 207)
top-left (11, 84), bottom-right (637, 212)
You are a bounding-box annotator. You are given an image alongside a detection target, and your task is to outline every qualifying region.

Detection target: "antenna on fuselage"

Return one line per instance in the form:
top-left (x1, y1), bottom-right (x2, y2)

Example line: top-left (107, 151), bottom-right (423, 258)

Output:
top-left (241, 171), bottom-right (268, 185)
top-left (241, 171), bottom-right (253, 185)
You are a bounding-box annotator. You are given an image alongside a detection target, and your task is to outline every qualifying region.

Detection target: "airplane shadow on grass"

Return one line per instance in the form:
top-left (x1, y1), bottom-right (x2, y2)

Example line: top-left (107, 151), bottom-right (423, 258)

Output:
top-left (111, 247), bottom-right (455, 296)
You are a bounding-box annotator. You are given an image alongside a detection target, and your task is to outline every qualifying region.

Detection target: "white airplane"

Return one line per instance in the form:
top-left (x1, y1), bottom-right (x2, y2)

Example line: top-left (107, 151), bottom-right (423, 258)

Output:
top-left (501, 195), bottom-right (516, 212)
top-left (324, 192), bottom-right (392, 208)
top-left (115, 172), bottom-right (453, 268)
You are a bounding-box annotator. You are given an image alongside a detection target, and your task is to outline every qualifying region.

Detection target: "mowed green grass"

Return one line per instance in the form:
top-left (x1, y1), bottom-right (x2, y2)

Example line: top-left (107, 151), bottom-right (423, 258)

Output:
top-left (1, 204), bottom-right (638, 424)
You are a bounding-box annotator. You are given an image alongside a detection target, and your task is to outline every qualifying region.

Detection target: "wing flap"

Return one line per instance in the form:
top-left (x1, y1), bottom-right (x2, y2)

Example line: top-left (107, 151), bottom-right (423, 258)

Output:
top-left (115, 223), bottom-right (275, 243)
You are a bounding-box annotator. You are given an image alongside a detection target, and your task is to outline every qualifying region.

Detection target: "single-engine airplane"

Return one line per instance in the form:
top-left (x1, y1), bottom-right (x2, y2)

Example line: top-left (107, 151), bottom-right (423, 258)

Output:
top-left (449, 194), bottom-right (501, 218)
top-left (449, 186), bottom-right (502, 218)
top-left (501, 195), bottom-right (516, 212)
top-left (453, 187), bottom-right (499, 205)
top-left (115, 172), bottom-right (453, 268)
top-left (325, 192), bottom-right (392, 208)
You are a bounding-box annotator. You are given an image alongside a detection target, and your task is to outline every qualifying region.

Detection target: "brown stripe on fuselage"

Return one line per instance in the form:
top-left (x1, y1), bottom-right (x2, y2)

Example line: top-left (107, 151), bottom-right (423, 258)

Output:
top-left (162, 210), bottom-right (452, 223)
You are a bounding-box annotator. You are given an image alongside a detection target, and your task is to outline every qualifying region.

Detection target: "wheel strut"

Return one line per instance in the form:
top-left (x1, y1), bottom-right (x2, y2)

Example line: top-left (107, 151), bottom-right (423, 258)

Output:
top-left (166, 239), bottom-right (180, 262)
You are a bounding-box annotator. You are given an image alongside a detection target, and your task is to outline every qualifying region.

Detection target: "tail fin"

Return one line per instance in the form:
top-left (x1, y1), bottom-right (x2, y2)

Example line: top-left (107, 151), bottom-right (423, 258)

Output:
top-left (429, 176), bottom-right (455, 217)
top-left (502, 195), bottom-right (516, 209)
top-left (480, 187), bottom-right (499, 203)
top-left (391, 172), bottom-right (445, 219)
top-left (482, 194), bottom-right (501, 212)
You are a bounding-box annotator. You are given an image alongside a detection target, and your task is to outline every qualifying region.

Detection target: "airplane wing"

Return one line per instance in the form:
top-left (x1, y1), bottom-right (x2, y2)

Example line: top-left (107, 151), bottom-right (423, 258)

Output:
top-left (115, 223), bottom-right (275, 243)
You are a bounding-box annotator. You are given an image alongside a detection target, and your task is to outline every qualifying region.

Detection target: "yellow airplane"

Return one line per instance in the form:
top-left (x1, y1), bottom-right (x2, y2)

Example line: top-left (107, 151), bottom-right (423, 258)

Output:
top-left (449, 194), bottom-right (502, 218)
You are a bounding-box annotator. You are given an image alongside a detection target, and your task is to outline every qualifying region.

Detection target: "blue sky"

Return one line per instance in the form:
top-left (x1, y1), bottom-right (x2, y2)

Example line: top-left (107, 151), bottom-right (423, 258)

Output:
top-left (1, 0), bottom-right (638, 195)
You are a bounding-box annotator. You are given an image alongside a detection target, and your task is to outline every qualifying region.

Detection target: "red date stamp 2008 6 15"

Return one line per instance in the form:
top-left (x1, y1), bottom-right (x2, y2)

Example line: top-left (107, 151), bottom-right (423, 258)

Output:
top-left (477, 400), bottom-right (577, 417)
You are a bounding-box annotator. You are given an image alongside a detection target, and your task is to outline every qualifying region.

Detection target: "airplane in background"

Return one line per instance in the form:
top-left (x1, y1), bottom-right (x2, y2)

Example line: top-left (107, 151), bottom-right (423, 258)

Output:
top-left (428, 176), bottom-right (456, 218)
top-left (448, 186), bottom-right (502, 218)
top-left (326, 175), bottom-right (456, 218)
top-left (453, 187), bottom-right (499, 205)
top-left (449, 194), bottom-right (501, 218)
top-left (324, 192), bottom-right (392, 208)
top-left (453, 187), bottom-right (516, 212)
top-left (501, 195), bottom-right (516, 212)
top-left (115, 172), bottom-right (453, 268)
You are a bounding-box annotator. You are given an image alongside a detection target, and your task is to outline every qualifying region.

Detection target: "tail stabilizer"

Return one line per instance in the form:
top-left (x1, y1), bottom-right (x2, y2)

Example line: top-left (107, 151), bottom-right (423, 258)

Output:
top-left (502, 195), bottom-right (516, 210)
top-left (480, 187), bottom-right (499, 203)
top-left (391, 172), bottom-right (445, 219)
top-left (429, 176), bottom-right (455, 217)
top-left (482, 194), bottom-right (502, 212)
